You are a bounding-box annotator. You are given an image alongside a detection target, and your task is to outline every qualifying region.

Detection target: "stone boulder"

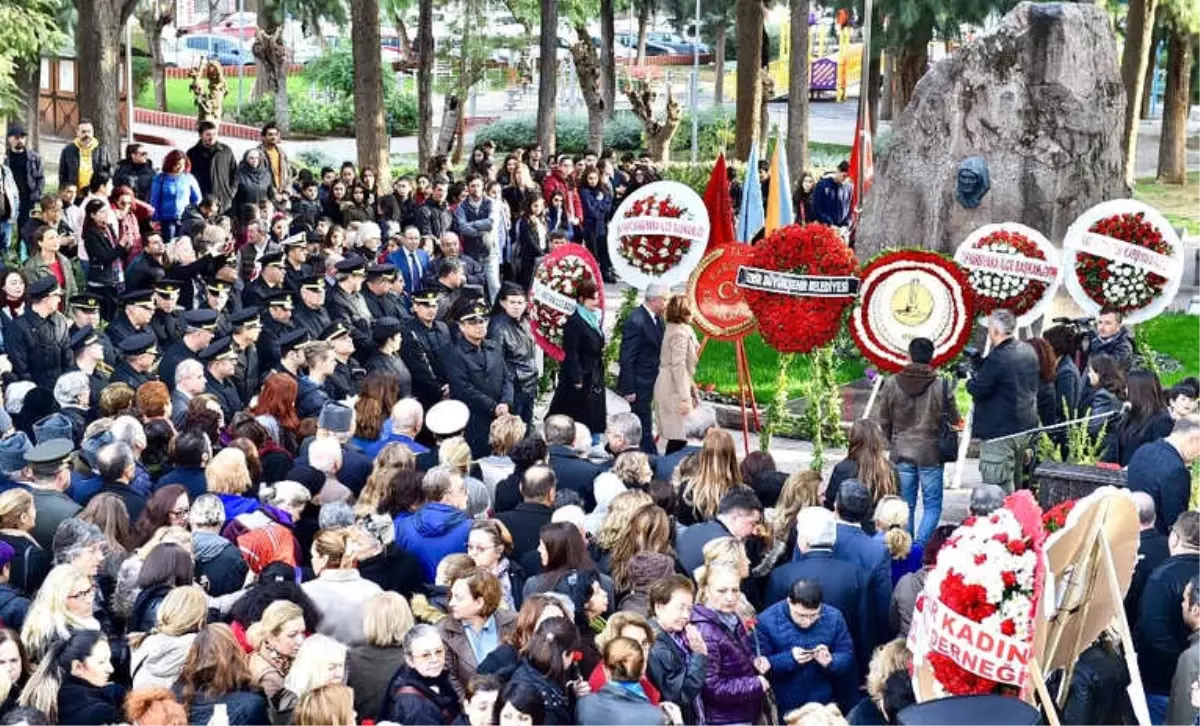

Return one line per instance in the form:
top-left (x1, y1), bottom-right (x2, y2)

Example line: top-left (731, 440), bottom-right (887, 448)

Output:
top-left (857, 2), bottom-right (1129, 257)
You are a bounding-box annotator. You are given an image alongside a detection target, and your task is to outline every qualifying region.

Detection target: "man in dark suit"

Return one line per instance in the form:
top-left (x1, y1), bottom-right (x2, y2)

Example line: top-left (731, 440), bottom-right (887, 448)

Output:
top-left (768, 506), bottom-right (872, 673)
top-left (654, 405), bottom-right (717, 481)
top-left (544, 414), bottom-right (603, 512)
top-left (828, 480), bottom-right (893, 652)
top-left (677, 487), bottom-right (764, 575)
top-left (496, 465), bottom-right (556, 565)
top-left (1127, 491), bottom-right (1171, 626)
top-left (617, 284), bottom-right (668, 454)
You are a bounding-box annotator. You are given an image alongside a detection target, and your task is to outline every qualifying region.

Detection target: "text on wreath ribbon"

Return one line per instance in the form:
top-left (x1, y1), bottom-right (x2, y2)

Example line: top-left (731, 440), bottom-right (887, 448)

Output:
top-left (1069, 232), bottom-right (1177, 278)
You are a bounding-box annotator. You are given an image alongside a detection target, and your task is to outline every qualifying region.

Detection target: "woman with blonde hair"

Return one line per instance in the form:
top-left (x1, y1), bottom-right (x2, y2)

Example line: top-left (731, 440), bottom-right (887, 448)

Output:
top-left (845, 638), bottom-right (911, 724)
top-left (697, 537), bottom-right (755, 620)
top-left (176, 623), bottom-right (267, 725)
top-left (355, 443), bottom-right (416, 520)
top-left (206, 447), bottom-right (258, 520)
top-left (594, 489), bottom-right (653, 572)
top-left (301, 528), bottom-right (382, 645)
top-left (653, 293), bottom-right (701, 455)
top-left (0, 488), bottom-right (50, 594)
top-left (348, 592), bottom-right (414, 721)
top-left (608, 504), bottom-right (675, 596)
top-left (129, 585), bottom-right (207, 689)
top-left (479, 414), bottom-right (525, 491)
top-left (278, 634), bottom-right (348, 719)
top-left (579, 637), bottom-right (670, 726)
top-left (246, 599), bottom-right (306, 700)
top-left (678, 429), bottom-right (740, 525)
top-left (690, 562), bottom-right (768, 725)
top-left (762, 470), bottom-right (822, 571)
top-left (586, 611), bottom-right (661, 704)
top-left (873, 496), bottom-right (923, 585)
top-left (296, 683), bottom-right (356, 726)
top-left (21, 564), bottom-right (102, 663)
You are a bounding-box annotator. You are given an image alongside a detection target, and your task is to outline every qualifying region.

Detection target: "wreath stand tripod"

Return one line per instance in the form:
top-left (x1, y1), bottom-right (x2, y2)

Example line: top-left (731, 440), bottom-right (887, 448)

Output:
top-left (696, 336), bottom-right (761, 452)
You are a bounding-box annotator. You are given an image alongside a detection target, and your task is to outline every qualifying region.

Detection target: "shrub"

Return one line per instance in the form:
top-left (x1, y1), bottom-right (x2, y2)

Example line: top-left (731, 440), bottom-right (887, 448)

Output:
top-left (230, 90), bottom-right (416, 137)
top-left (305, 49), bottom-right (399, 97)
top-left (131, 57), bottom-right (154, 101)
top-left (474, 110), bottom-right (735, 157)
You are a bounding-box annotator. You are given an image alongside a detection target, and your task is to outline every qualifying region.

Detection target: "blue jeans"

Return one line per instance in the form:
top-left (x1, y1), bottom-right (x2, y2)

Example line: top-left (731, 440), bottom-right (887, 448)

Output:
top-left (897, 462), bottom-right (944, 547)
top-left (1146, 693), bottom-right (1169, 725)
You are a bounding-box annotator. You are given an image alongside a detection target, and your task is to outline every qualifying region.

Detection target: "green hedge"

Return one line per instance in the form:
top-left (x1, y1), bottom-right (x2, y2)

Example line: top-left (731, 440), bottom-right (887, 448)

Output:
top-left (474, 109), bottom-right (738, 158)
top-left (232, 90), bottom-right (416, 137)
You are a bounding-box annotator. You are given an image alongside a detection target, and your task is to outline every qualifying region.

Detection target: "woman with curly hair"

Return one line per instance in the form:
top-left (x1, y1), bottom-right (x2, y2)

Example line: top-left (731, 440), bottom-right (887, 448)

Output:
top-left (355, 443), bottom-right (416, 520)
top-left (593, 490), bottom-right (653, 574)
top-left (227, 561), bottom-right (323, 639)
top-left (607, 504), bottom-right (676, 598)
top-left (761, 470), bottom-right (821, 570)
top-left (249, 374), bottom-right (302, 454)
top-left (677, 429), bottom-right (740, 526)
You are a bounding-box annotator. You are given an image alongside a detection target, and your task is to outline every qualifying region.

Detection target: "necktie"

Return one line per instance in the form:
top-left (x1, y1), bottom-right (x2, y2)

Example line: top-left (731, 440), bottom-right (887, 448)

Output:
top-left (409, 252), bottom-right (420, 288)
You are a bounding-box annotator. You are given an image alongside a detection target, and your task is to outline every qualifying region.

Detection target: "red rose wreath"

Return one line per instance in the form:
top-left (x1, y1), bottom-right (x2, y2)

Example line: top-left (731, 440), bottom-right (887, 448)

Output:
top-left (741, 223), bottom-right (858, 354)
top-left (965, 228), bottom-right (1049, 318)
top-left (1077, 212), bottom-right (1171, 314)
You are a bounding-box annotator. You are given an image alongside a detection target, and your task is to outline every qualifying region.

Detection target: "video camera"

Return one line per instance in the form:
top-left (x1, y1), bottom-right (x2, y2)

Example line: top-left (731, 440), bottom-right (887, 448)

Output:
top-left (954, 345), bottom-right (984, 379)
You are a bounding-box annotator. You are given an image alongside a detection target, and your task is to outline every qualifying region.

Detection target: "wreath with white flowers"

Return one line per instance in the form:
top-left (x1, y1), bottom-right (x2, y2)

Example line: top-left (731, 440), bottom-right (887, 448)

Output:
top-left (955, 223), bottom-right (1061, 327)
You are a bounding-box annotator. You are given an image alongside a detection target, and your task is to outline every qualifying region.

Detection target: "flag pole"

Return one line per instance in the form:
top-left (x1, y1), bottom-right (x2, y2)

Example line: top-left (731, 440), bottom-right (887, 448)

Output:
top-left (854, 0), bottom-right (874, 220)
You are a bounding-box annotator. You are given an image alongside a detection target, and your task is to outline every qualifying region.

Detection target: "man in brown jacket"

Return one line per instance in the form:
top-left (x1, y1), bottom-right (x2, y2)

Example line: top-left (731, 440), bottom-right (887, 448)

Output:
top-left (873, 337), bottom-right (959, 547)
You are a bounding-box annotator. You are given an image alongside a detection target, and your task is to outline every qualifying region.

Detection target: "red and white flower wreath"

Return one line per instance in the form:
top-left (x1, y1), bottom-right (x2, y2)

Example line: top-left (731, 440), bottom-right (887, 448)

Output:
top-left (529, 243), bottom-right (604, 362)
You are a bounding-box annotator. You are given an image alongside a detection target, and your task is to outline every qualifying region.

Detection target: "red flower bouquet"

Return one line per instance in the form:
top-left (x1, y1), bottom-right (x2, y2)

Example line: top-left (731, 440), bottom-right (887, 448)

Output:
top-left (965, 229), bottom-right (1049, 317)
top-left (529, 244), bottom-right (604, 362)
top-left (741, 223), bottom-right (858, 354)
top-left (1042, 499), bottom-right (1076, 534)
top-left (617, 193), bottom-right (693, 276)
top-left (1077, 212), bottom-right (1171, 313)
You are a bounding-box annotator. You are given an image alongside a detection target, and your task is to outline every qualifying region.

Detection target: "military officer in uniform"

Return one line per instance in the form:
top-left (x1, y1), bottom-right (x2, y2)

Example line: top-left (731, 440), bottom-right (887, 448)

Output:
top-left (201, 280), bottom-right (238, 338)
top-left (363, 263), bottom-right (410, 322)
top-left (158, 309), bottom-right (218, 392)
top-left (321, 322), bottom-right (364, 403)
top-left (272, 328), bottom-right (309, 380)
top-left (106, 289), bottom-right (157, 348)
top-left (259, 291), bottom-right (297, 374)
top-left (402, 289), bottom-right (451, 410)
top-left (243, 250), bottom-right (287, 311)
top-left (442, 299), bottom-right (514, 458)
top-left (112, 332), bottom-right (160, 389)
top-left (69, 325), bottom-right (111, 414)
top-left (327, 255), bottom-right (374, 353)
top-left (8, 277), bottom-right (72, 390)
top-left (282, 233), bottom-right (311, 293)
top-left (148, 279), bottom-right (186, 349)
top-left (293, 275), bottom-right (332, 343)
top-left (364, 316), bottom-right (412, 396)
top-left (200, 337), bottom-right (243, 420)
top-left (68, 293), bottom-right (118, 368)
top-left (228, 308), bottom-right (262, 406)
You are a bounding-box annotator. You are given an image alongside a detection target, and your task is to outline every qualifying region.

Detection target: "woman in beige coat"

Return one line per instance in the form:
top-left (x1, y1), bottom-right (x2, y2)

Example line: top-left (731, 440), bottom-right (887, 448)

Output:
top-left (653, 294), bottom-right (700, 454)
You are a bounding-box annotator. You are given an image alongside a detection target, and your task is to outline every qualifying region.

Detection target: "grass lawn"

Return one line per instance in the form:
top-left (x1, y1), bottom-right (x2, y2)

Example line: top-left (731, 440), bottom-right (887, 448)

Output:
top-left (694, 332), bottom-right (866, 401)
top-left (1133, 172), bottom-right (1199, 234)
top-left (1137, 312), bottom-right (1200, 387)
top-left (136, 76), bottom-right (313, 116)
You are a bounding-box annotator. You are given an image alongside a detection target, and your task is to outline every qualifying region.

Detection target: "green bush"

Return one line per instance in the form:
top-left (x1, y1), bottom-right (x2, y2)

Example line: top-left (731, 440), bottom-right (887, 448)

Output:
top-left (305, 49), bottom-right (399, 97)
top-left (230, 89), bottom-right (416, 137)
top-left (131, 57), bottom-right (154, 101)
top-left (474, 110), bottom-right (735, 157)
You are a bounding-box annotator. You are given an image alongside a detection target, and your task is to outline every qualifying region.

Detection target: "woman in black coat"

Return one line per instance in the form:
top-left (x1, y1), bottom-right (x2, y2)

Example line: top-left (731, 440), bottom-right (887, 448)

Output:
top-left (548, 277), bottom-right (607, 436)
top-left (232, 148), bottom-right (275, 211)
top-left (1080, 354), bottom-right (1126, 448)
top-left (22, 630), bottom-right (125, 726)
top-left (82, 198), bottom-right (129, 287)
top-left (382, 625), bottom-right (463, 725)
top-left (513, 193), bottom-right (548, 290)
top-left (508, 618), bottom-right (582, 726)
top-left (1105, 368), bottom-right (1175, 466)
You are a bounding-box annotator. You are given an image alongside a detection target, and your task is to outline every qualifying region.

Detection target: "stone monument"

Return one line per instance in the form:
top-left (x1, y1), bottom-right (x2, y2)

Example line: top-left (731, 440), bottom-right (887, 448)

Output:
top-left (857, 2), bottom-right (1129, 256)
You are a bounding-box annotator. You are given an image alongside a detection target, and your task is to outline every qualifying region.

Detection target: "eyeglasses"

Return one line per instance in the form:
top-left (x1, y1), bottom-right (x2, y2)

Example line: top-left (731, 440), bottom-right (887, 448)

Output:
top-left (169, 507), bottom-right (190, 518)
top-left (411, 648), bottom-right (445, 661)
top-left (69, 585), bottom-right (96, 600)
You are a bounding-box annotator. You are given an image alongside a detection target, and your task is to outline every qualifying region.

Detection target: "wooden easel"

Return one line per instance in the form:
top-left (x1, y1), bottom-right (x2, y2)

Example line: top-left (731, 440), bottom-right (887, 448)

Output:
top-left (697, 335), bottom-right (761, 452)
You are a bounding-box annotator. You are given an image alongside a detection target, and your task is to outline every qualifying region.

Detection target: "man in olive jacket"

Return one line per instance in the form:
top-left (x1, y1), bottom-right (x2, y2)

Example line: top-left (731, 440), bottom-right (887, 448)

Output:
top-left (873, 337), bottom-right (959, 547)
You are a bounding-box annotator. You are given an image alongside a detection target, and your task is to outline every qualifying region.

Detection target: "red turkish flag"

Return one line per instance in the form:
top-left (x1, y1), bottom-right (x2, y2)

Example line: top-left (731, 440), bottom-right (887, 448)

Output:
top-left (848, 105), bottom-right (874, 216)
top-left (702, 152), bottom-right (737, 251)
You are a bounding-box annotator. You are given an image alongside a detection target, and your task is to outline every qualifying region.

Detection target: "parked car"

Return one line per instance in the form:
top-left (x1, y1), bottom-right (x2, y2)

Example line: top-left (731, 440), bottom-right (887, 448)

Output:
top-left (167, 33), bottom-right (255, 66)
top-left (648, 31), bottom-right (710, 55)
top-left (615, 34), bottom-right (684, 56)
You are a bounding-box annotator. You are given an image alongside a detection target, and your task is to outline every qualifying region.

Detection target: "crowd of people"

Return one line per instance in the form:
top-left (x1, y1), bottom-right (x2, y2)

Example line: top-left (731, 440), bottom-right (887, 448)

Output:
top-left (0, 118), bottom-right (1195, 726)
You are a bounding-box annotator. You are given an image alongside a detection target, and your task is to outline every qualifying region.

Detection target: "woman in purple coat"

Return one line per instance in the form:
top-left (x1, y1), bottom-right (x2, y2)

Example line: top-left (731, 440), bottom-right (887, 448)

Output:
top-left (690, 563), bottom-right (768, 724)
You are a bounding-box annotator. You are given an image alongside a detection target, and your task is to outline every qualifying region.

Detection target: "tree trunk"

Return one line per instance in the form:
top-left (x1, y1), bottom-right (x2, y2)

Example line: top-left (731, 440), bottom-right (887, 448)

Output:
top-left (536, 0), bottom-right (559, 155)
top-left (77, 0), bottom-right (135, 151)
top-left (252, 8), bottom-right (290, 134)
top-left (1120, 0), bottom-right (1160, 188)
top-left (393, 14), bottom-right (412, 58)
top-left (713, 24), bottom-right (727, 106)
top-left (880, 53), bottom-right (894, 121)
top-left (436, 94), bottom-right (460, 154)
top-left (353, 0), bottom-right (390, 184)
top-left (892, 33), bottom-right (929, 116)
top-left (867, 43), bottom-right (882, 132)
top-left (13, 59), bottom-right (40, 149)
top-left (572, 26), bottom-right (606, 154)
top-left (759, 71), bottom-right (772, 143)
top-left (786, 0), bottom-right (809, 181)
top-left (417, 0), bottom-right (434, 169)
top-left (138, 1), bottom-right (173, 114)
top-left (1156, 27), bottom-right (1193, 185)
top-left (636, 1), bottom-right (651, 65)
top-left (600, 0), bottom-right (616, 119)
top-left (734, 0), bottom-right (763, 160)
top-left (627, 85), bottom-right (682, 164)
top-left (1141, 22), bottom-right (1161, 119)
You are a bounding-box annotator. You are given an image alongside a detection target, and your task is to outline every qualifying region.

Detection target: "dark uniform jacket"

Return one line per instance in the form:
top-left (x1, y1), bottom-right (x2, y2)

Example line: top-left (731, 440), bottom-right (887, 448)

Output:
top-left (365, 353), bottom-right (413, 398)
top-left (104, 313), bottom-right (149, 349)
top-left (297, 376), bottom-right (331, 418)
top-left (71, 323), bottom-right (117, 368)
top-left (328, 285), bottom-right (374, 350)
top-left (242, 277), bottom-right (283, 312)
top-left (232, 341), bottom-right (261, 406)
top-left (364, 289), bottom-right (409, 322)
top-left (325, 359), bottom-right (364, 402)
top-left (487, 313), bottom-right (539, 396)
top-left (159, 341), bottom-right (204, 393)
top-left (292, 302), bottom-right (332, 344)
top-left (258, 317), bottom-right (296, 374)
top-left (111, 361), bottom-right (155, 389)
top-left (149, 308), bottom-right (185, 350)
top-left (283, 262), bottom-right (312, 293)
top-left (404, 318), bottom-right (451, 407)
top-left (8, 309), bottom-right (71, 389)
top-left (443, 336), bottom-right (513, 457)
top-left (204, 371), bottom-right (243, 420)
top-left (124, 253), bottom-right (168, 293)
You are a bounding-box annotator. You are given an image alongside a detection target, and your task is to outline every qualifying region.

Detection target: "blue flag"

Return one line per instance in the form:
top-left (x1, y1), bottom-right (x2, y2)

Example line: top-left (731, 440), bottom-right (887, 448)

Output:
top-left (736, 141), bottom-right (764, 243)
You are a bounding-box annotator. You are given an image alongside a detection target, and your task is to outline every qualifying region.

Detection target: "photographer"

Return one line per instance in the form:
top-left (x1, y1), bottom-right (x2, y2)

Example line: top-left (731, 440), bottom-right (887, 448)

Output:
top-left (966, 309), bottom-right (1040, 493)
top-left (1091, 306), bottom-right (1134, 370)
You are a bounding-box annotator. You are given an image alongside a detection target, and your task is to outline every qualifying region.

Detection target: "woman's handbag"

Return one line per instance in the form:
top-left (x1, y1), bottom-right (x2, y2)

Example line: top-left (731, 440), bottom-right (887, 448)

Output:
top-left (938, 377), bottom-right (960, 463)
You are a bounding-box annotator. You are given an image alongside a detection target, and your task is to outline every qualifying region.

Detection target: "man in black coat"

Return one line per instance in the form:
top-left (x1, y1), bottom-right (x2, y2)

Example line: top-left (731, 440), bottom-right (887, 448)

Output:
top-left (241, 250), bottom-right (287, 311)
top-left (113, 143), bottom-right (155, 202)
top-left (363, 263), bottom-right (409, 321)
top-left (966, 309), bottom-right (1040, 493)
top-left (228, 309), bottom-right (262, 407)
top-left (403, 290), bottom-right (452, 410)
top-left (322, 322), bottom-right (365, 402)
top-left (200, 337), bottom-right (243, 421)
top-left (543, 414), bottom-right (604, 512)
top-left (830, 481), bottom-right (894, 653)
top-left (415, 182), bottom-right (453, 239)
top-left (677, 488), bottom-right (764, 575)
top-left (617, 284), bottom-right (668, 454)
top-left (496, 465), bottom-right (556, 565)
top-left (1127, 491), bottom-right (1172, 626)
top-left (186, 121), bottom-right (238, 213)
top-left (111, 332), bottom-right (160, 389)
top-left (1127, 416), bottom-right (1199, 536)
top-left (292, 275), bottom-right (333, 344)
top-left (1135, 511), bottom-right (1200, 716)
top-left (442, 300), bottom-right (514, 458)
top-left (69, 293), bottom-right (117, 368)
top-left (258, 291), bottom-right (298, 375)
top-left (158, 309), bottom-right (218, 392)
top-left (106, 288), bottom-right (158, 348)
top-left (5, 125), bottom-right (43, 232)
top-left (148, 278), bottom-right (186, 350)
top-left (7, 277), bottom-right (71, 390)
top-left (1090, 306), bottom-right (1135, 370)
top-left (421, 232), bottom-right (486, 293)
top-left (56, 120), bottom-right (112, 195)
top-left (328, 255), bottom-right (375, 352)
top-left (766, 505), bottom-right (872, 672)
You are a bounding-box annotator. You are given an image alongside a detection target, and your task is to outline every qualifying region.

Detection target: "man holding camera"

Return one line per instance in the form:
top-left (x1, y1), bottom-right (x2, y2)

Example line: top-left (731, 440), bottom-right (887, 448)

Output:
top-left (966, 309), bottom-right (1040, 493)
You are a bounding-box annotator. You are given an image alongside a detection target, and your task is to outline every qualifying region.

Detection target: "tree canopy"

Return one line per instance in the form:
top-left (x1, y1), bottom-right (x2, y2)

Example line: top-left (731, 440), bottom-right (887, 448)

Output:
top-left (0, 0), bottom-right (66, 115)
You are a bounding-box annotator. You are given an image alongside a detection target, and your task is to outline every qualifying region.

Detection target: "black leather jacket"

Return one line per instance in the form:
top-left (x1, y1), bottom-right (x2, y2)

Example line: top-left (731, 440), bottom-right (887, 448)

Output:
top-left (487, 312), bottom-right (539, 394)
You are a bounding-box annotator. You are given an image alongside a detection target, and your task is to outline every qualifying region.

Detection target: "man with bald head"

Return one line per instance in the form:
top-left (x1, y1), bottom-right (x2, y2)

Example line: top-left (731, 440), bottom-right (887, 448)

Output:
top-left (1127, 490), bottom-right (1171, 625)
top-left (618, 283), bottom-right (669, 454)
